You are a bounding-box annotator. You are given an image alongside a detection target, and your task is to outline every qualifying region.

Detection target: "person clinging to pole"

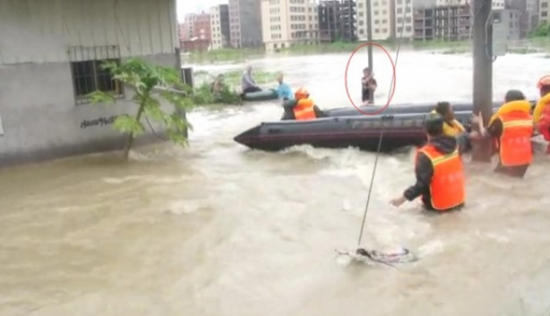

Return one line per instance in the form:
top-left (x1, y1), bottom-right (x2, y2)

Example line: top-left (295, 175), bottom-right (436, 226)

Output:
top-left (361, 67), bottom-right (377, 105)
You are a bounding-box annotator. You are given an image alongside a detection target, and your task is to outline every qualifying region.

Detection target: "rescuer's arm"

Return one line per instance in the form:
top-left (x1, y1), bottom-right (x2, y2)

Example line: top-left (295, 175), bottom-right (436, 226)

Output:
top-left (282, 99), bottom-right (298, 110)
top-left (403, 152), bottom-right (433, 201)
top-left (456, 131), bottom-right (471, 155)
top-left (313, 105), bottom-right (326, 118)
top-left (485, 118), bottom-right (503, 138)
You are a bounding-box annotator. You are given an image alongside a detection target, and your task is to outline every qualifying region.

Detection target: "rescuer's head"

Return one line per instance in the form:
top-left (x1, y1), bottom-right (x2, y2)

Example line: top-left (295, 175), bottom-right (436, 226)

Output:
top-left (424, 113), bottom-right (444, 138)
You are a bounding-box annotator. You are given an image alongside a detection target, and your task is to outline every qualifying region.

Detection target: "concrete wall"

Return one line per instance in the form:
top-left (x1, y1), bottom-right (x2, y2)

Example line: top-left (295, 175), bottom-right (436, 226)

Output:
top-left (0, 0), bottom-right (180, 167)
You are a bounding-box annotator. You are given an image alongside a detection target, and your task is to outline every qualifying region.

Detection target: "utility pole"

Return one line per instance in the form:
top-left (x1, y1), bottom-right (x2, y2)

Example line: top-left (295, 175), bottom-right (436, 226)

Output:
top-left (471, 0), bottom-right (493, 162)
top-left (366, 0), bottom-right (374, 104)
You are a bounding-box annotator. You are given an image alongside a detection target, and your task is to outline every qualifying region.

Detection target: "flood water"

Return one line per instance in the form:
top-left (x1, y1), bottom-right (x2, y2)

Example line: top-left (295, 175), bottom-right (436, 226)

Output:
top-left (1, 51), bottom-right (550, 316)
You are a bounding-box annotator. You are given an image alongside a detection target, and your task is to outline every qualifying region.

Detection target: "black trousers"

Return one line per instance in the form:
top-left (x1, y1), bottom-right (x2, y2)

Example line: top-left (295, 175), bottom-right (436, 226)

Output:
top-left (242, 86), bottom-right (262, 94)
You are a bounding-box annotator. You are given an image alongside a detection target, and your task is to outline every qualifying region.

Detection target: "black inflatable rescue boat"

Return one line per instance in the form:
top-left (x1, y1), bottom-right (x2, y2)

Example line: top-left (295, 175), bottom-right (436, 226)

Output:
top-left (233, 101), bottom-right (537, 152)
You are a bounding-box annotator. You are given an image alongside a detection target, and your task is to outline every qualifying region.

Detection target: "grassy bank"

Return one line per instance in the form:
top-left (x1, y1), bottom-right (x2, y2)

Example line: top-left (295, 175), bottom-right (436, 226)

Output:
top-left (182, 38), bottom-right (550, 64)
top-left (188, 69), bottom-right (279, 106)
top-left (193, 69), bottom-right (277, 87)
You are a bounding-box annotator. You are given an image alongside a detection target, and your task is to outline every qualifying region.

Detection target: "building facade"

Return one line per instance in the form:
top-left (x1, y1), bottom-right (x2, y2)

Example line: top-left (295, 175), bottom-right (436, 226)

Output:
top-left (540, 0), bottom-right (549, 24)
top-left (191, 13), bottom-right (212, 41)
top-left (318, 0), bottom-right (357, 42)
top-left (526, 0), bottom-right (539, 32)
top-left (179, 23), bottom-right (191, 41)
top-left (414, 0), bottom-right (471, 41)
top-left (395, 0), bottom-right (414, 38)
top-left (229, 0), bottom-right (263, 47)
top-left (0, 0), bottom-right (181, 167)
top-left (210, 4), bottom-right (231, 49)
top-left (261, 0), bottom-right (319, 50)
top-left (357, 0), bottom-right (394, 40)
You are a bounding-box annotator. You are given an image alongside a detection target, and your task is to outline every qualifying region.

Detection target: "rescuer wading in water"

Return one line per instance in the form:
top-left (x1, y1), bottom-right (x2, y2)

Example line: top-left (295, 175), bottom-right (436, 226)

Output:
top-left (433, 101), bottom-right (471, 152)
top-left (390, 113), bottom-right (466, 212)
top-left (532, 75), bottom-right (550, 141)
top-left (471, 90), bottom-right (533, 178)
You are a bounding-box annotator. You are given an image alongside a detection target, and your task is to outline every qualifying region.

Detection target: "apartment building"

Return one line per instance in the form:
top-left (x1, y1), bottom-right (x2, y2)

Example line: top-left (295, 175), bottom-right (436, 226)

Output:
top-left (357, 0), bottom-right (394, 40)
top-left (182, 12), bottom-right (211, 41)
top-left (491, 0), bottom-right (523, 40)
top-left (412, 0), bottom-right (436, 40)
top-left (526, 0), bottom-right (539, 31)
top-left (261, 0), bottom-right (319, 50)
top-left (414, 0), bottom-right (470, 41)
top-left (179, 23), bottom-right (191, 42)
top-left (229, 0), bottom-right (263, 47)
top-left (210, 5), bottom-right (231, 49)
top-left (318, 0), bottom-right (356, 42)
top-left (540, 0), bottom-right (549, 24)
top-left (394, 0), bottom-right (414, 38)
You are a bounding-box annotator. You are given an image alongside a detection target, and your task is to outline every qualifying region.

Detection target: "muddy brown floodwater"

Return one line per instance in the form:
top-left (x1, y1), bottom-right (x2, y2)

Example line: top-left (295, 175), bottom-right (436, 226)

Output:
top-left (1, 51), bottom-right (550, 316)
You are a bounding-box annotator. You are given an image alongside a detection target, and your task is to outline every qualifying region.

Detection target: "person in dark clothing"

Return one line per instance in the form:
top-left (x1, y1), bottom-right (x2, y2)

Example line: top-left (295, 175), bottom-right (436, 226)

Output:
top-left (240, 65), bottom-right (262, 99)
top-left (361, 67), bottom-right (377, 105)
top-left (471, 90), bottom-right (533, 178)
top-left (390, 113), bottom-right (466, 212)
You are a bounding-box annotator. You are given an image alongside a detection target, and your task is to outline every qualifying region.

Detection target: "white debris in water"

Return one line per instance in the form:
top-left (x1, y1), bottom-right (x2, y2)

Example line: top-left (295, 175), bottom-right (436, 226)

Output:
top-left (102, 176), bottom-right (143, 184)
top-left (341, 199), bottom-right (352, 212)
top-left (416, 239), bottom-right (444, 257)
top-left (480, 232), bottom-right (510, 243)
top-left (166, 200), bottom-right (207, 215)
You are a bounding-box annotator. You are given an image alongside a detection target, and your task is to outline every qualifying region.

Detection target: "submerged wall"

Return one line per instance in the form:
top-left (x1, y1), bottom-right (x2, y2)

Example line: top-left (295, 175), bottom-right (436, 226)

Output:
top-left (0, 0), bottom-right (181, 167)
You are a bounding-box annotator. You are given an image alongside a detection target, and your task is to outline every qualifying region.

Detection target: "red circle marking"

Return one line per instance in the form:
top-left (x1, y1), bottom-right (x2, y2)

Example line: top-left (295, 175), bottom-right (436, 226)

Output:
top-left (344, 42), bottom-right (396, 116)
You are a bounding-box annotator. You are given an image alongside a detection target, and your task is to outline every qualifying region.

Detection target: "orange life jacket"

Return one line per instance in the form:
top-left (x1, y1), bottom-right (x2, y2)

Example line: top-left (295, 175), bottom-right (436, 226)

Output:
top-left (293, 98), bottom-right (316, 120)
top-left (497, 111), bottom-right (533, 166)
top-left (417, 145), bottom-right (465, 212)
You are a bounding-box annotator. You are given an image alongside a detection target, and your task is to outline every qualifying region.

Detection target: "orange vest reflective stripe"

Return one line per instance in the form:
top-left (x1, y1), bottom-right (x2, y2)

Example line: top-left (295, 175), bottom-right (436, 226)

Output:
top-left (294, 98), bottom-right (316, 120)
top-left (498, 111), bottom-right (533, 166)
top-left (418, 145), bottom-right (465, 211)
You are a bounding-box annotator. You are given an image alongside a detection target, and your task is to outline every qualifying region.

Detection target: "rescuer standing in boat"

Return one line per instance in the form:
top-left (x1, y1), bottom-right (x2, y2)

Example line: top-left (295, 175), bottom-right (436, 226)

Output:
top-left (471, 90), bottom-right (533, 178)
top-left (361, 67), bottom-right (377, 105)
top-left (532, 75), bottom-right (550, 141)
top-left (433, 101), bottom-right (471, 152)
top-left (390, 113), bottom-right (465, 212)
top-left (281, 87), bottom-right (326, 120)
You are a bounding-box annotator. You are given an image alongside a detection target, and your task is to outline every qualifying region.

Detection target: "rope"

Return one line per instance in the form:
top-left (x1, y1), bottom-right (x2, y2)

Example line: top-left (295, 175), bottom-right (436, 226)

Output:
top-left (356, 0), bottom-right (409, 248)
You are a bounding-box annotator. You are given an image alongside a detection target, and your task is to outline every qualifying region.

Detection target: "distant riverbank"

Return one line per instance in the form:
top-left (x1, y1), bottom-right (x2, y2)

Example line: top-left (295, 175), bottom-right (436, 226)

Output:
top-left (182, 38), bottom-right (550, 65)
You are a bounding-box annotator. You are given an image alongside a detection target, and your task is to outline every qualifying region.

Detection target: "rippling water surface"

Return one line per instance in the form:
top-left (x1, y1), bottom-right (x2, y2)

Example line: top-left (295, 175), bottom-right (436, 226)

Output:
top-left (1, 51), bottom-right (550, 316)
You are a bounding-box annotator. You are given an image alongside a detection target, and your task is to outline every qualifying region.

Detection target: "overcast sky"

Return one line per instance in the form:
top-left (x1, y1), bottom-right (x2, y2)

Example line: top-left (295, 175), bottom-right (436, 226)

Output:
top-left (177, 0), bottom-right (226, 20)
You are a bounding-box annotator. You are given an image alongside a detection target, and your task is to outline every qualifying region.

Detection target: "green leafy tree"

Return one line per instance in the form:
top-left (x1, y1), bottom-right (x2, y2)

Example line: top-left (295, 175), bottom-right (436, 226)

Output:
top-left (88, 58), bottom-right (193, 160)
top-left (529, 22), bottom-right (550, 38)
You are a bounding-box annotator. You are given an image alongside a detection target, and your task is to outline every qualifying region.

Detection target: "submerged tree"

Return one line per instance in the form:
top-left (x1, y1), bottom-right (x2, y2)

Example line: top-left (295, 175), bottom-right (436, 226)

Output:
top-left (88, 58), bottom-right (193, 160)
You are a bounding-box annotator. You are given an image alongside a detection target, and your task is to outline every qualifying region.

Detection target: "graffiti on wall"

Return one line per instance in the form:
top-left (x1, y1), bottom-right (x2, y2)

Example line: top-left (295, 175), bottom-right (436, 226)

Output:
top-left (80, 115), bottom-right (118, 129)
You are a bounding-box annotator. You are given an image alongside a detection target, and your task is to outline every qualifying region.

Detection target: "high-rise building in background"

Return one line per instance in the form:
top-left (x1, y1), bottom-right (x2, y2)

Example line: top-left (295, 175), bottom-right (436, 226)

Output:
top-left (181, 12), bottom-right (212, 41)
top-left (318, 0), bottom-right (340, 41)
top-left (540, 0), bottom-right (549, 24)
top-left (261, 0), bottom-right (319, 50)
top-left (357, 0), bottom-right (394, 40)
top-left (526, 0), bottom-right (540, 32)
top-left (179, 23), bottom-right (191, 42)
top-left (318, 0), bottom-right (357, 42)
top-left (229, 0), bottom-right (263, 47)
top-left (395, 0), bottom-right (414, 38)
top-left (210, 4), bottom-right (231, 49)
top-left (414, 0), bottom-right (470, 41)
top-left (180, 12), bottom-right (212, 52)
top-left (490, 0), bottom-right (521, 40)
